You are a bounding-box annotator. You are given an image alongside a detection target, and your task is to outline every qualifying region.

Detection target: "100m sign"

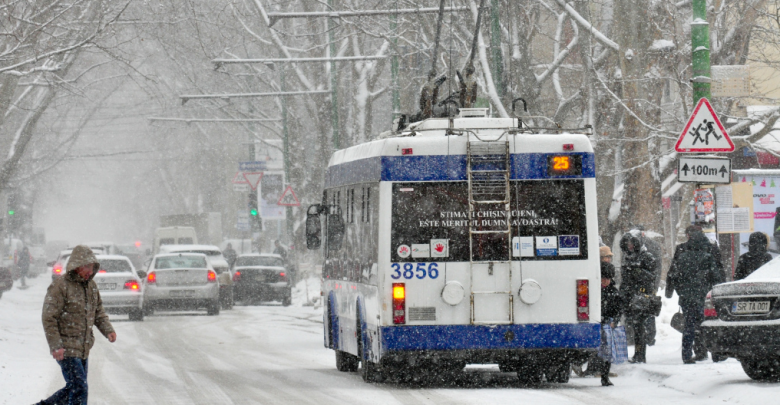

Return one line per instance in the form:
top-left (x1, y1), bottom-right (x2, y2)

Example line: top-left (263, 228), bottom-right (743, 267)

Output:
top-left (391, 263), bottom-right (439, 279)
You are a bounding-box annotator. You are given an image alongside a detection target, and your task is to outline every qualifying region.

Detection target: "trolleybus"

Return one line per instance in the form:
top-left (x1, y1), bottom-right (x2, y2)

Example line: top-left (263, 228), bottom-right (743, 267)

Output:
top-left (306, 108), bottom-right (600, 383)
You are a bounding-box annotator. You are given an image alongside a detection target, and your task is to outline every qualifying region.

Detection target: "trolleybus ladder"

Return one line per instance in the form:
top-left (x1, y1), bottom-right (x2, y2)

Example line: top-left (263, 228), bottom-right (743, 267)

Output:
top-left (467, 132), bottom-right (513, 324)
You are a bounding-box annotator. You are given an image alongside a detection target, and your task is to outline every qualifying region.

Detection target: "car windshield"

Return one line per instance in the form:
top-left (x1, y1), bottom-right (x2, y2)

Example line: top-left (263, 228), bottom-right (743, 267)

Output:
top-left (155, 255), bottom-right (207, 269)
top-left (98, 259), bottom-right (133, 273)
top-left (235, 256), bottom-right (284, 267)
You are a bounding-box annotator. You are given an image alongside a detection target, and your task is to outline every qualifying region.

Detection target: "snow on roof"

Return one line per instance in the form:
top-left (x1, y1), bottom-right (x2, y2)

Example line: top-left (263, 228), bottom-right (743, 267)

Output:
top-left (747, 105), bottom-right (780, 153)
top-left (649, 39), bottom-right (675, 51)
top-left (159, 244), bottom-right (221, 252)
top-left (237, 253), bottom-right (282, 258)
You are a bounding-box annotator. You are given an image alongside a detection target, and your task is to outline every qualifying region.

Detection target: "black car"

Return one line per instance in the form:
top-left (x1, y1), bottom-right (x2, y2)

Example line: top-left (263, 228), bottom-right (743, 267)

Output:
top-left (701, 258), bottom-right (780, 381)
top-left (232, 254), bottom-right (291, 306)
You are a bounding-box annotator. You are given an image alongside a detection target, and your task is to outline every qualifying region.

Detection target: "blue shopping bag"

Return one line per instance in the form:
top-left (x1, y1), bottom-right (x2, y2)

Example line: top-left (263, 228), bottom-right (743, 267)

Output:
top-left (611, 325), bottom-right (628, 364)
top-left (598, 324), bottom-right (628, 364)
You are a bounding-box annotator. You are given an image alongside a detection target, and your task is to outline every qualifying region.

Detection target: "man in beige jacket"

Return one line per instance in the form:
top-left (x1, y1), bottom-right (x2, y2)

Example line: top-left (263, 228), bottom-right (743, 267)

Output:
top-left (37, 245), bottom-right (116, 405)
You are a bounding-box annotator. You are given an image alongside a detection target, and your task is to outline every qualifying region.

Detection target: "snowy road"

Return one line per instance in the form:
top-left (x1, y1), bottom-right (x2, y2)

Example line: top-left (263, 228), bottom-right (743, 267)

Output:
top-left (1, 277), bottom-right (777, 404)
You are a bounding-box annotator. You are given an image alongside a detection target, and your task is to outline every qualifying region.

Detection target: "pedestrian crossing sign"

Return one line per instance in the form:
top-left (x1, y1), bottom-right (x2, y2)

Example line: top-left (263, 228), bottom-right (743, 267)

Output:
top-left (277, 185), bottom-right (300, 206)
top-left (675, 98), bottom-right (734, 153)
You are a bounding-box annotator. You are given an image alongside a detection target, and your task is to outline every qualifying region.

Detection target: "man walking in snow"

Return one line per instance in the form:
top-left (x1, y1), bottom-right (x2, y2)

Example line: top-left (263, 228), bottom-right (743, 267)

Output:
top-left (37, 245), bottom-right (116, 405)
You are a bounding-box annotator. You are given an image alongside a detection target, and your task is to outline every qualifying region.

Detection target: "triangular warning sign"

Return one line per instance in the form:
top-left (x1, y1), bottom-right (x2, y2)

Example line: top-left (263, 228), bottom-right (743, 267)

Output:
top-left (242, 172), bottom-right (263, 190)
top-left (232, 172), bottom-right (248, 184)
top-left (675, 98), bottom-right (734, 153)
top-left (277, 185), bottom-right (300, 206)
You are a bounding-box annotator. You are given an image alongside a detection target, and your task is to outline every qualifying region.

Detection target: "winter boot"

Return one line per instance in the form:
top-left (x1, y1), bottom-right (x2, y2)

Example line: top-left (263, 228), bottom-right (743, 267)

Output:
top-left (601, 362), bottom-right (613, 386)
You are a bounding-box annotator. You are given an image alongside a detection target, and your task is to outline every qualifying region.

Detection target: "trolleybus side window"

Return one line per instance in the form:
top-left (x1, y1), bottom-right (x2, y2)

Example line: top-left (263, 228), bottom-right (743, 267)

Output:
top-left (391, 180), bottom-right (587, 262)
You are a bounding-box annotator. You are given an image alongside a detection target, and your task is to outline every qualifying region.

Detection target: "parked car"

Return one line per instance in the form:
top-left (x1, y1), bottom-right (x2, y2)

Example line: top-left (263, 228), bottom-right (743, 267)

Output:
top-left (93, 255), bottom-right (144, 321)
top-left (143, 253), bottom-right (220, 315)
top-left (0, 267), bottom-right (12, 299)
top-left (701, 258), bottom-right (780, 381)
top-left (232, 253), bottom-right (291, 306)
top-left (158, 244), bottom-right (233, 309)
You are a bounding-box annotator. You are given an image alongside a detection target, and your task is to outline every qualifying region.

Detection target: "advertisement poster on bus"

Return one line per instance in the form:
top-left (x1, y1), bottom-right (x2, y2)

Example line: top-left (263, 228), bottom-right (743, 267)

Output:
top-left (735, 174), bottom-right (780, 256)
top-left (390, 180), bottom-right (588, 262)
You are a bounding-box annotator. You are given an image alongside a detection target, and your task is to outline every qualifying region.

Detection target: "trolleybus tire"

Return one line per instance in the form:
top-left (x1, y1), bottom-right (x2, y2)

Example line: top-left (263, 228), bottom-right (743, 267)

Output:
top-left (335, 350), bottom-right (359, 372)
top-left (516, 362), bottom-right (543, 385)
top-left (545, 362), bottom-right (571, 383)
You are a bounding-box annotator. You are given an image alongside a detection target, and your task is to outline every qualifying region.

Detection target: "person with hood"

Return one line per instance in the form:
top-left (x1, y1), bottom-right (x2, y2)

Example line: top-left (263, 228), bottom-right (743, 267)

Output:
top-left (37, 245), bottom-right (116, 405)
top-left (734, 232), bottom-right (772, 280)
top-left (619, 233), bottom-right (656, 363)
top-left (665, 226), bottom-right (724, 363)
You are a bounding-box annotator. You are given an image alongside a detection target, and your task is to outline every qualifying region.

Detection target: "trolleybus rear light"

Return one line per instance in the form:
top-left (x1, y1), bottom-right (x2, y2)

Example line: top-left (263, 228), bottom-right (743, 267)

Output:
top-left (563, 143), bottom-right (574, 151)
top-left (392, 283), bottom-right (406, 324)
top-left (576, 279), bottom-right (589, 322)
top-left (401, 148), bottom-right (413, 155)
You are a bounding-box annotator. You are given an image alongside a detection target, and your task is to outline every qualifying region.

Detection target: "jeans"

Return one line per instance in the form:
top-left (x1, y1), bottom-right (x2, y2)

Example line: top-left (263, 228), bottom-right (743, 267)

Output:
top-left (681, 303), bottom-right (705, 361)
top-left (42, 357), bottom-right (88, 405)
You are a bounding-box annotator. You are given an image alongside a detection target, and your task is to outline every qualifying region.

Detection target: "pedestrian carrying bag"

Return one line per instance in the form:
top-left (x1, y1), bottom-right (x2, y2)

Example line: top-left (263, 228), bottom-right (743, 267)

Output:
top-left (598, 324), bottom-right (628, 364)
top-left (671, 308), bottom-right (684, 333)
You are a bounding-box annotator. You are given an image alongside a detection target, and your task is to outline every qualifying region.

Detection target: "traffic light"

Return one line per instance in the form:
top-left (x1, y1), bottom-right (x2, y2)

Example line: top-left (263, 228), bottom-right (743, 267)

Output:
top-left (249, 191), bottom-right (262, 231)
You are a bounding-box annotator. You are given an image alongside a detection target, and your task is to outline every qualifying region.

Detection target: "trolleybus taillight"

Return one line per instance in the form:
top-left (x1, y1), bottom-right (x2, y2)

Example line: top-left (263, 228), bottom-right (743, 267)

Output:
top-left (576, 279), bottom-right (589, 322)
top-left (392, 283), bottom-right (405, 324)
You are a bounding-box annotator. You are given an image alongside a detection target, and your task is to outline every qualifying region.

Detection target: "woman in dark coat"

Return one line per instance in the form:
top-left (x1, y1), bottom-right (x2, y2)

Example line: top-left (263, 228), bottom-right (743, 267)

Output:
top-left (599, 262), bottom-right (624, 386)
top-left (619, 233), bottom-right (656, 363)
top-left (734, 232), bottom-right (772, 281)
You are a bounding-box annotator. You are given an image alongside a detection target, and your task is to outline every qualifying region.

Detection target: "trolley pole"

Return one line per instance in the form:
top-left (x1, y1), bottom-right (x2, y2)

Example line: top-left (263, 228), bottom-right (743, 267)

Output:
top-left (691, 0), bottom-right (711, 104)
top-left (328, 0), bottom-right (340, 150)
top-left (490, 0), bottom-right (504, 98)
top-left (390, 3), bottom-right (400, 119)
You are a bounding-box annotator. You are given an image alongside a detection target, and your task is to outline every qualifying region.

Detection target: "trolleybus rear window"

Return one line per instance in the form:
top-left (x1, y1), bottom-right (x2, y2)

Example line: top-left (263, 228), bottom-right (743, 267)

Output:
top-left (391, 180), bottom-right (587, 262)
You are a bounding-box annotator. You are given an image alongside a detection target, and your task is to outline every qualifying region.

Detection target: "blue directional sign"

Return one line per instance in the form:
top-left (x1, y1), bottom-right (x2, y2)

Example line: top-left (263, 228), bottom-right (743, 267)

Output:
top-left (239, 161), bottom-right (267, 172)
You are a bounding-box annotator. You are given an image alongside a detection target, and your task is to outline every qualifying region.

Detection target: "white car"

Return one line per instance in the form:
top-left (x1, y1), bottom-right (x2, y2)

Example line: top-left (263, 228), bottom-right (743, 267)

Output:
top-left (93, 255), bottom-right (145, 321)
top-left (143, 253), bottom-right (220, 315)
top-left (158, 244), bottom-right (233, 308)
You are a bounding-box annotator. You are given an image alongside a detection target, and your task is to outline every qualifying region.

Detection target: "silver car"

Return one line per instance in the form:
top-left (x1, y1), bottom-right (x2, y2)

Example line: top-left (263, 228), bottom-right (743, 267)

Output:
top-left (93, 255), bottom-right (144, 321)
top-left (143, 253), bottom-right (220, 316)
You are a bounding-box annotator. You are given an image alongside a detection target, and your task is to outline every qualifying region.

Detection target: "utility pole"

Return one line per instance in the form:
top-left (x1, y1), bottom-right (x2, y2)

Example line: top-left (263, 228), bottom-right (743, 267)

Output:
top-left (691, 0), bottom-right (711, 105)
top-left (390, 2), bottom-right (400, 119)
top-left (279, 57), bottom-right (293, 240)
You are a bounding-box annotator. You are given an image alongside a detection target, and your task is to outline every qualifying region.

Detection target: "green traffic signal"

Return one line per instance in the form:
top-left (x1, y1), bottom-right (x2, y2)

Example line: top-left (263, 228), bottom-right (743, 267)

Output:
top-left (250, 209), bottom-right (258, 216)
top-left (7, 210), bottom-right (14, 215)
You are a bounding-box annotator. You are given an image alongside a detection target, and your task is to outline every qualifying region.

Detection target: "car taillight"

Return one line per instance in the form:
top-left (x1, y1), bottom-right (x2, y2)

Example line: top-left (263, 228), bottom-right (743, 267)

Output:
top-left (233, 271), bottom-right (241, 282)
top-left (53, 264), bottom-right (62, 275)
top-left (207, 270), bottom-right (217, 282)
top-left (98, 270), bottom-right (107, 274)
top-left (704, 291), bottom-right (717, 318)
top-left (393, 283), bottom-right (405, 324)
top-left (147, 272), bottom-right (156, 284)
top-left (279, 272), bottom-right (286, 279)
top-left (124, 280), bottom-right (140, 290)
top-left (576, 279), bottom-right (589, 322)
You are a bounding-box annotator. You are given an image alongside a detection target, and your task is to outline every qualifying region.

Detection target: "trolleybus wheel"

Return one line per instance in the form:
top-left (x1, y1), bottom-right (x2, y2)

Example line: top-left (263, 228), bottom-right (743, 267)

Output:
top-left (545, 362), bottom-right (571, 383)
top-left (357, 317), bottom-right (383, 382)
top-left (516, 362), bottom-right (543, 385)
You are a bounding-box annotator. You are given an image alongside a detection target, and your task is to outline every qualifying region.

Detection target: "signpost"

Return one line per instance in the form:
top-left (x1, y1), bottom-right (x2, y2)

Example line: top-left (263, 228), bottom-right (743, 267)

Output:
top-left (678, 156), bottom-right (731, 184)
top-left (675, 98), bottom-right (734, 153)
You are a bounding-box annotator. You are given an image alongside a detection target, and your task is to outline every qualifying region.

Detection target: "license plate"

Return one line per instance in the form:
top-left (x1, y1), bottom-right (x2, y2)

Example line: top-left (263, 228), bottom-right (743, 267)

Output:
top-left (97, 283), bottom-right (116, 291)
top-left (732, 301), bottom-right (771, 314)
top-left (170, 290), bottom-right (195, 298)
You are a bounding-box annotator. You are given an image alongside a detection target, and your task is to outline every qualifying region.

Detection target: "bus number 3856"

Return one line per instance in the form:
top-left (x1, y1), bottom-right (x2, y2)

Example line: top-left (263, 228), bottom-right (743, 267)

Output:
top-left (390, 263), bottom-right (439, 279)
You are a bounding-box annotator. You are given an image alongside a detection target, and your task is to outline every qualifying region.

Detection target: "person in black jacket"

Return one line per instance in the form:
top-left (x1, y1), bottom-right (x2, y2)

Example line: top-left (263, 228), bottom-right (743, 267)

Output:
top-left (599, 262), bottom-right (623, 386)
top-left (665, 226), bottom-right (725, 363)
top-left (619, 233), bottom-right (656, 363)
top-left (734, 232), bottom-right (772, 281)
